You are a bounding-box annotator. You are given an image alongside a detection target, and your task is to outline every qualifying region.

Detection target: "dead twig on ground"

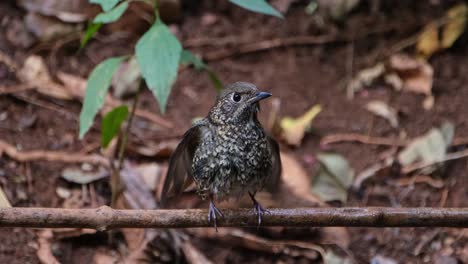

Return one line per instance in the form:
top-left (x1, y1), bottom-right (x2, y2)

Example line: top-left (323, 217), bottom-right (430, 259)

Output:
top-left (402, 148), bottom-right (468, 174)
top-left (0, 84), bottom-right (35, 95)
top-left (203, 35), bottom-right (337, 61)
top-left (0, 207), bottom-right (467, 229)
top-left (321, 133), bottom-right (468, 147)
top-left (321, 133), bottom-right (409, 147)
top-left (0, 139), bottom-right (109, 167)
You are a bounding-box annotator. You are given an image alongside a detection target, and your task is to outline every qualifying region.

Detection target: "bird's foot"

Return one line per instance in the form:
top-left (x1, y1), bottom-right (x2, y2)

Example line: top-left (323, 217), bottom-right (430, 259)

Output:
top-left (249, 192), bottom-right (268, 227)
top-left (208, 201), bottom-right (223, 231)
top-left (252, 200), bottom-right (269, 227)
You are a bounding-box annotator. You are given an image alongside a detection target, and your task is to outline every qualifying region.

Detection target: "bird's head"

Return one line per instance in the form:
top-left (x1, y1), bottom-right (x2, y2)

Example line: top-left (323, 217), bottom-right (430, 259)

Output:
top-left (209, 82), bottom-right (272, 125)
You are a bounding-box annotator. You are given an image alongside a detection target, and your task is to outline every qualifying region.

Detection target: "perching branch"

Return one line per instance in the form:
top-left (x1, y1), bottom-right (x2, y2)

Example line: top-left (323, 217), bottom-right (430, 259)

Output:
top-left (0, 207), bottom-right (467, 229)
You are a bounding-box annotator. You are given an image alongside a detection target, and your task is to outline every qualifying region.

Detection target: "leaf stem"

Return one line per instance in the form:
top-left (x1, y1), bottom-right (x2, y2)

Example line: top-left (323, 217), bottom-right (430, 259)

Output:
top-left (110, 81), bottom-right (143, 207)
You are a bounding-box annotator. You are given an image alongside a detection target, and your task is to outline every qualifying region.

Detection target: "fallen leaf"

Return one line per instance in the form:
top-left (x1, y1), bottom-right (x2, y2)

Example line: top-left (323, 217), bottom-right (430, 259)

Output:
top-left (317, 0), bottom-right (360, 21)
top-left (112, 56), bottom-right (141, 99)
top-left (403, 62), bottom-right (433, 95)
top-left (18, 0), bottom-right (96, 22)
top-left (323, 250), bottom-right (352, 264)
top-left (120, 162), bottom-right (158, 210)
top-left (398, 122), bottom-right (454, 173)
top-left (56, 186), bottom-right (72, 199)
top-left (188, 228), bottom-right (322, 260)
top-left (24, 12), bottom-right (77, 42)
top-left (389, 54), bottom-right (434, 96)
top-left (346, 63), bottom-right (385, 98)
top-left (417, 22), bottom-right (440, 58)
top-left (365, 100), bottom-right (399, 128)
top-left (311, 153), bottom-right (354, 203)
top-left (134, 163), bottom-right (162, 191)
top-left (181, 241), bottom-right (214, 264)
top-left (18, 56), bottom-right (73, 100)
top-left (280, 152), bottom-right (322, 205)
top-left (422, 95), bottom-right (435, 110)
top-left (371, 255), bottom-right (398, 264)
top-left (384, 73), bottom-right (403, 91)
top-left (93, 249), bottom-right (119, 264)
top-left (280, 104), bottom-right (322, 146)
top-left (61, 166), bottom-right (109, 184)
top-left (442, 3), bottom-right (468, 48)
top-left (132, 140), bottom-right (178, 158)
top-left (0, 185), bottom-right (11, 208)
top-left (36, 230), bottom-right (60, 264)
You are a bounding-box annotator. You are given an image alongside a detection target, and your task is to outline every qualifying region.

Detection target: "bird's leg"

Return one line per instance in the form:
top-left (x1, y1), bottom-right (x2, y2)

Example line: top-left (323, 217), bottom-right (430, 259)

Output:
top-left (248, 191), bottom-right (268, 227)
top-left (207, 194), bottom-right (223, 231)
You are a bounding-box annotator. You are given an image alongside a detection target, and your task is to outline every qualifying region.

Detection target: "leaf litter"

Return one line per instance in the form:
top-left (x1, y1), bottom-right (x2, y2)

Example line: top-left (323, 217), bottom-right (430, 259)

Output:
top-left (311, 153), bottom-right (354, 203)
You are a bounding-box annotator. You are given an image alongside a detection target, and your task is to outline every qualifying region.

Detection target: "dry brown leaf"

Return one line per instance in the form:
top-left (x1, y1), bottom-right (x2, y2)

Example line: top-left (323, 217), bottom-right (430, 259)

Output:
top-left (346, 63), bottom-right (385, 98)
top-left (18, 56), bottom-right (73, 100)
top-left (389, 54), bottom-right (434, 96)
top-left (0, 185), bottom-right (11, 208)
top-left (18, 0), bottom-right (96, 22)
top-left (181, 241), bottom-right (214, 264)
top-left (279, 152), bottom-right (324, 206)
top-left (36, 230), bottom-right (60, 264)
top-left (93, 249), bottom-right (119, 264)
top-left (24, 12), bottom-right (76, 42)
top-left (365, 100), bottom-right (399, 128)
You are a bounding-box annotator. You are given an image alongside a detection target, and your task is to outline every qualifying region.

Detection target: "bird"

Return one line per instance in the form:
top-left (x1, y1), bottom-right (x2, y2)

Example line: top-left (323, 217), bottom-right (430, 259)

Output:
top-left (161, 82), bottom-right (281, 229)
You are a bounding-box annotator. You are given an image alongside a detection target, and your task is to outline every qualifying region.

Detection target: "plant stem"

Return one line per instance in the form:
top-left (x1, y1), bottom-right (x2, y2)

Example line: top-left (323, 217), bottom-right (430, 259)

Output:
top-left (110, 81), bottom-right (143, 207)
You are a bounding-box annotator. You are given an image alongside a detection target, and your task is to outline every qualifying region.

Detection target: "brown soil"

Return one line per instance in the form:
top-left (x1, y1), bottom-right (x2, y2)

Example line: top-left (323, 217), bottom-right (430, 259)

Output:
top-left (0, 0), bottom-right (467, 263)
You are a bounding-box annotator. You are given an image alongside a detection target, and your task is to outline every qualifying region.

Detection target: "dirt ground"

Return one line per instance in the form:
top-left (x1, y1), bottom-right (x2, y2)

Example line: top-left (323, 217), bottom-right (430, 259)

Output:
top-left (0, 0), bottom-right (467, 263)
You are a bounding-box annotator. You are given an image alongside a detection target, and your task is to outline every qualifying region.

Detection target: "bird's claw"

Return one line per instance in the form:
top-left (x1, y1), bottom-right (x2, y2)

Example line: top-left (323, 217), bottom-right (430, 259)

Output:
top-left (208, 201), bottom-right (223, 231)
top-left (252, 200), bottom-right (268, 227)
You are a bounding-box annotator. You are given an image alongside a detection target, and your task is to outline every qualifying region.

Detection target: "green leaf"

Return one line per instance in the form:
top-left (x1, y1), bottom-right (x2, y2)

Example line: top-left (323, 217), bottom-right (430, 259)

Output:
top-left (90, 0), bottom-right (120, 12)
top-left (180, 50), bottom-right (206, 70)
top-left (135, 18), bottom-right (182, 113)
top-left (93, 1), bottom-right (129, 24)
top-left (101, 105), bottom-right (129, 148)
top-left (80, 22), bottom-right (102, 49)
top-left (311, 153), bottom-right (354, 203)
top-left (229, 0), bottom-right (283, 18)
top-left (79, 56), bottom-right (126, 139)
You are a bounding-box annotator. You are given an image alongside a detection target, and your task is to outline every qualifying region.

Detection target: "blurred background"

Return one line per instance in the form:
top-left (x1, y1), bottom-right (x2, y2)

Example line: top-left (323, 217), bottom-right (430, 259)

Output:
top-left (0, 0), bottom-right (467, 263)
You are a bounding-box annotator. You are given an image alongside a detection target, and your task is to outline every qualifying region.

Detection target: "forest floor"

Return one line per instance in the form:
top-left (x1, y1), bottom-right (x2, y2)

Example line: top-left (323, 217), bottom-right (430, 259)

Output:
top-left (0, 0), bottom-right (467, 263)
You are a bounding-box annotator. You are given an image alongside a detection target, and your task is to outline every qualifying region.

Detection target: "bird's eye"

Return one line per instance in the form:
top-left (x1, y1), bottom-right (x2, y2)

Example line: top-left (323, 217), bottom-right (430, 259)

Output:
top-left (232, 93), bottom-right (241, 102)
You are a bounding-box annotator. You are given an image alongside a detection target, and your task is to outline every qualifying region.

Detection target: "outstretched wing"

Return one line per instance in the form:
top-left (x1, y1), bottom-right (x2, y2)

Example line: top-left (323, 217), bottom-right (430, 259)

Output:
top-left (161, 125), bottom-right (203, 204)
top-left (265, 135), bottom-right (282, 192)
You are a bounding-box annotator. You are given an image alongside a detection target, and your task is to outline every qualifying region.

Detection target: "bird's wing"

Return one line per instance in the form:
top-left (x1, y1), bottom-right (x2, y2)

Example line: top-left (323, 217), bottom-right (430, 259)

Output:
top-left (265, 135), bottom-right (282, 192)
top-left (161, 124), bottom-right (203, 204)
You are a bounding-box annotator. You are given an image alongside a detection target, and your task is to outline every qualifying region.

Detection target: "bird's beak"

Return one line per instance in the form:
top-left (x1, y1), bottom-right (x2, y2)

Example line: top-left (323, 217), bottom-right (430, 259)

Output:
top-left (248, 91), bottom-right (272, 105)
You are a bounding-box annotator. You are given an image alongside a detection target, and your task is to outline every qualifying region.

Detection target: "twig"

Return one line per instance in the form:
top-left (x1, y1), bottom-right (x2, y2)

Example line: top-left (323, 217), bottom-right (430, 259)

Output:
top-left (321, 133), bottom-right (468, 147)
top-left (111, 82), bottom-right (142, 207)
top-left (0, 207), bottom-right (467, 229)
top-left (0, 140), bottom-right (109, 167)
top-left (0, 84), bottom-right (35, 95)
top-left (203, 35), bottom-right (337, 61)
top-left (321, 133), bottom-right (408, 147)
top-left (402, 148), bottom-right (468, 174)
